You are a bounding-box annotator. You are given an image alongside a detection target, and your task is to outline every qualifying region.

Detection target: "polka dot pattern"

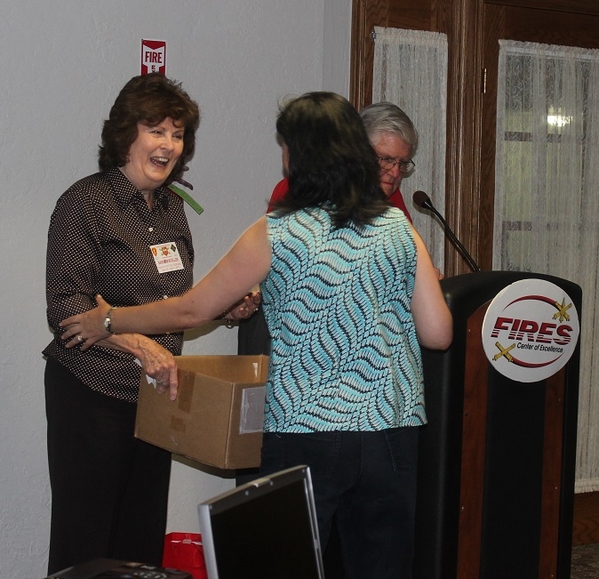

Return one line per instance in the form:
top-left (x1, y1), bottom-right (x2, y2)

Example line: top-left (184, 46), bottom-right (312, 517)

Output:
top-left (43, 168), bottom-right (194, 402)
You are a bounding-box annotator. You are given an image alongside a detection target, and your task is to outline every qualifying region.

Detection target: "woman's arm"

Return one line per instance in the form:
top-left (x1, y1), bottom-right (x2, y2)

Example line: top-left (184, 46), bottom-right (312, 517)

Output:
top-left (410, 227), bottom-right (453, 350)
top-left (46, 189), bottom-right (104, 331)
top-left (61, 217), bottom-right (272, 345)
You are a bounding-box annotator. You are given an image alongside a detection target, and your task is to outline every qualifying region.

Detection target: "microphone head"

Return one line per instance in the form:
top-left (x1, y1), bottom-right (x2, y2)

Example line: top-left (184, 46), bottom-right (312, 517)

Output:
top-left (413, 190), bottom-right (434, 210)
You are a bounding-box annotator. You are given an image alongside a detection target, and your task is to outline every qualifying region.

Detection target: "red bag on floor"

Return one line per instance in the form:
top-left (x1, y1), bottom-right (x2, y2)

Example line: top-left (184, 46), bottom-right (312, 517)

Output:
top-left (162, 532), bottom-right (207, 579)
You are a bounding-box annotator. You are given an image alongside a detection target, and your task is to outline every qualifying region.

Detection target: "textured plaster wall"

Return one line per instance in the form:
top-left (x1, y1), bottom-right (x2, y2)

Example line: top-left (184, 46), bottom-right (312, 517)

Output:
top-left (0, 1), bottom-right (350, 576)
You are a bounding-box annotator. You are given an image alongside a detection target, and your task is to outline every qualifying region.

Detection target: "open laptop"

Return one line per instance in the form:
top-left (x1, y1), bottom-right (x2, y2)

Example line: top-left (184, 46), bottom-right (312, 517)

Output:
top-left (198, 465), bottom-right (325, 579)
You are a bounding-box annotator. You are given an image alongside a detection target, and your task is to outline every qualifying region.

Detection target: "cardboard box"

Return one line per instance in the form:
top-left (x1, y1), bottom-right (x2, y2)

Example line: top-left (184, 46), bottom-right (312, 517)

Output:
top-left (135, 355), bottom-right (268, 470)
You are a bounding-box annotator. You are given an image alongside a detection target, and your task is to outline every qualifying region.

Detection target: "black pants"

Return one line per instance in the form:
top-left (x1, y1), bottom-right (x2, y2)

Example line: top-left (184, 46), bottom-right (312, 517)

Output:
top-left (45, 358), bottom-right (171, 574)
top-left (237, 308), bottom-right (271, 357)
top-left (260, 428), bottom-right (420, 579)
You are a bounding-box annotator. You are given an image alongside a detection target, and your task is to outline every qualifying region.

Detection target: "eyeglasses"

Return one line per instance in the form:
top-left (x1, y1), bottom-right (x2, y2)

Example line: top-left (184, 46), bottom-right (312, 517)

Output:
top-left (377, 156), bottom-right (415, 173)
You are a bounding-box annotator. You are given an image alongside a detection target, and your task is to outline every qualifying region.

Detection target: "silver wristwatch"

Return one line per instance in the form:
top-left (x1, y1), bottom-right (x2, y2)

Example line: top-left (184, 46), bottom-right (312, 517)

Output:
top-left (104, 308), bottom-right (115, 334)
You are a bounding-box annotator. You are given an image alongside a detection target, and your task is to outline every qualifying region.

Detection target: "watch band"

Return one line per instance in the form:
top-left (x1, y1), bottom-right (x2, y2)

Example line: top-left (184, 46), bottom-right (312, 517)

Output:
top-left (104, 307), bottom-right (116, 334)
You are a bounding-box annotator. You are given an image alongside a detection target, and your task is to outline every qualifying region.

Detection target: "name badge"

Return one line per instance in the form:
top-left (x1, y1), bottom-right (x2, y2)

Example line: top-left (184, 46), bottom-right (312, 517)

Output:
top-left (150, 242), bottom-right (184, 273)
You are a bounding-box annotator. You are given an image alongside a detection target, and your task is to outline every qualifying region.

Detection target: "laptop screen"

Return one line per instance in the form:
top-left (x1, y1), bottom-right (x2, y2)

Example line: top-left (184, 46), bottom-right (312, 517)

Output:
top-left (198, 465), bottom-right (325, 579)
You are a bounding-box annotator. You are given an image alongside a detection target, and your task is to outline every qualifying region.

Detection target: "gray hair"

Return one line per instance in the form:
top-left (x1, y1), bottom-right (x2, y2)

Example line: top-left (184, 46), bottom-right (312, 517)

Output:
top-left (360, 101), bottom-right (418, 152)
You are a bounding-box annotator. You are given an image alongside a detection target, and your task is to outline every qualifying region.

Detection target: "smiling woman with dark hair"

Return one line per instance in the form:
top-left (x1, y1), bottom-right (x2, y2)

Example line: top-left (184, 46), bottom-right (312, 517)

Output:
top-left (60, 91), bottom-right (452, 579)
top-left (98, 73), bottom-right (199, 183)
top-left (43, 73), bottom-right (201, 575)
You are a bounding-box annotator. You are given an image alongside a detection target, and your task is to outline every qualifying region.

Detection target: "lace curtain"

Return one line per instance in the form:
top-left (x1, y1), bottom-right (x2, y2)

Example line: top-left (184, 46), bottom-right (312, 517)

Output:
top-left (373, 27), bottom-right (448, 270)
top-left (494, 40), bottom-right (599, 492)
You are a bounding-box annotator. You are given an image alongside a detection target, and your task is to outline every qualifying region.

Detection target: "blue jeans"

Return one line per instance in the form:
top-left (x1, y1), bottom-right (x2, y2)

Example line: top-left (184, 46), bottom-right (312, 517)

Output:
top-left (260, 427), bottom-right (420, 579)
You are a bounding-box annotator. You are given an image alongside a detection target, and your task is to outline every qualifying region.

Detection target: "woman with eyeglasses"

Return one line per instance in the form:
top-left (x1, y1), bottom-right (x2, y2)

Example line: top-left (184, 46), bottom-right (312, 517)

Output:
top-left (360, 101), bottom-right (417, 222)
top-left (267, 101), bottom-right (417, 220)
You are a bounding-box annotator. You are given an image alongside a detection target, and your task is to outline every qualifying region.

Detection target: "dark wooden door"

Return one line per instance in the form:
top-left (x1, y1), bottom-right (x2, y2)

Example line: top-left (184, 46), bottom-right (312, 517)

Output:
top-left (479, 0), bottom-right (599, 270)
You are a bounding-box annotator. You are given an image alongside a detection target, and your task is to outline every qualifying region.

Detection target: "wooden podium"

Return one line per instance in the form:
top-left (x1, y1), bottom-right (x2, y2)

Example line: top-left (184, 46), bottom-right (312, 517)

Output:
top-left (413, 271), bottom-right (582, 579)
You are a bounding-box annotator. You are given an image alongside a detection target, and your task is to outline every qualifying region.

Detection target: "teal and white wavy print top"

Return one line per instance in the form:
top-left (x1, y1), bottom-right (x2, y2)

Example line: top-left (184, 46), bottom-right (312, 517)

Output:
top-left (262, 206), bottom-right (425, 433)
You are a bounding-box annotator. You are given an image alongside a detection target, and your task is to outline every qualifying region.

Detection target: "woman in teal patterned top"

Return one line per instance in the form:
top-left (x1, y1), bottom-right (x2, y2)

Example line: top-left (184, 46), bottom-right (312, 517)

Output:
top-left (61, 91), bottom-right (452, 579)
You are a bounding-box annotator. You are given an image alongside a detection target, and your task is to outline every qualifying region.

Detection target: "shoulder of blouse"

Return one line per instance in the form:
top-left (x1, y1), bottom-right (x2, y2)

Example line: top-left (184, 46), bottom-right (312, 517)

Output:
top-left (58, 172), bottom-right (111, 204)
top-left (50, 173), bottom-right (109, 219)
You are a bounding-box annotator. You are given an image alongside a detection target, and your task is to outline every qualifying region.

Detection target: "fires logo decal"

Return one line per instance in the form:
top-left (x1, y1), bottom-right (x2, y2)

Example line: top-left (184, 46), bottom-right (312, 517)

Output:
top-left (481, 279), bottom-right (580, 383)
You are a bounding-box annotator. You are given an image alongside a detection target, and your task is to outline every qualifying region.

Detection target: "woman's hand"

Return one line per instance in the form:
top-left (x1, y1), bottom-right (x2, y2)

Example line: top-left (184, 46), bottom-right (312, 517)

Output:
top-left (135, 337), bottom-right (179, 400)
top-left (60, 294), bottom-right (112, 349)
top-left (61, 295), bottom-right (180, 399)
top-left (224, 291), bottom-right (262, 323)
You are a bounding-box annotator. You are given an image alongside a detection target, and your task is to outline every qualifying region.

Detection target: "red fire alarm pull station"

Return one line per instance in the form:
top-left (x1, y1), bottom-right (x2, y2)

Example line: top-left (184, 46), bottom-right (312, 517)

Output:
top-left (141, 39), bottom-right (166, 75)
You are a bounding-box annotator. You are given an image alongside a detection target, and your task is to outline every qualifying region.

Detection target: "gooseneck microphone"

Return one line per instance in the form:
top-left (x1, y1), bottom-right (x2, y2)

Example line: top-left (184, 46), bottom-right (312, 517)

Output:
top-left (413, 190), bottom-right (481, 273)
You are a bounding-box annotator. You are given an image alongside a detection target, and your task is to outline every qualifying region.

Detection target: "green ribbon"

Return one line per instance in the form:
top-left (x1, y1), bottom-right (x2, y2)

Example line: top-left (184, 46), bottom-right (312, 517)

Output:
top-left (168, 184), bottom-right (204, 215)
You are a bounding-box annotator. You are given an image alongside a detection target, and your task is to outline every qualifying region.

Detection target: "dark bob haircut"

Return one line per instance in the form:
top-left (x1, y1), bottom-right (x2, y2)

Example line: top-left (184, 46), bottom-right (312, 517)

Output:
top-left (274, 91), bottom-right (388, 227)
top-left (98, 73), bottom-right (200, 185)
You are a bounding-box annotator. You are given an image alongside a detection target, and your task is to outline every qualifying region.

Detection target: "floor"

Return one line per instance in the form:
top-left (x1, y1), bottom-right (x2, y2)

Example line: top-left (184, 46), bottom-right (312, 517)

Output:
top-left (320, 543), bottom-right (599, 578)
top-left (571, 543), bottom-right (599, 578)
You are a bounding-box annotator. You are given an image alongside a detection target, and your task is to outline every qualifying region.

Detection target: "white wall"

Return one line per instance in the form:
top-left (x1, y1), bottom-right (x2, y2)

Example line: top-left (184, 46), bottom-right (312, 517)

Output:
top-left (0, 1), bottom-right (351, 576)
